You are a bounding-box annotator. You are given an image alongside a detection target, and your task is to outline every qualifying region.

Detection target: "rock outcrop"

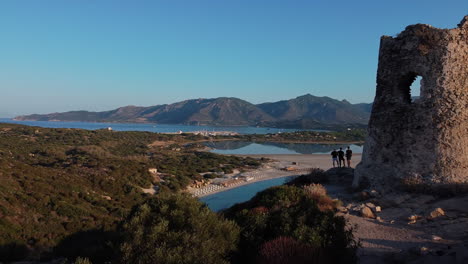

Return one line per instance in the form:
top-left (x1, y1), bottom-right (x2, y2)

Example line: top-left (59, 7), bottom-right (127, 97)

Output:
top-left (354, 16), bottom-right (468, 190)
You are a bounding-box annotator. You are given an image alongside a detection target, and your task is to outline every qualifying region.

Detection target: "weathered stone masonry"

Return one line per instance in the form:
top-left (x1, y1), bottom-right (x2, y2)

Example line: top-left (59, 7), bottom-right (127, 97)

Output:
top-left (354, 16), bottom-right (468, 190)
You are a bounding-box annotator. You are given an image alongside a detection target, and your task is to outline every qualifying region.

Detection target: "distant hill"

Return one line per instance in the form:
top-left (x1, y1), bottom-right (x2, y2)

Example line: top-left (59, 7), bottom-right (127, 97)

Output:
top-left (353, 103), bottom-right (373, 114)
top-left (15, 95), bottom-right (372, 128)
top-left (257, 94), bottom-right (370, 124)
top-left (142, 97), bottom-right (275, 126)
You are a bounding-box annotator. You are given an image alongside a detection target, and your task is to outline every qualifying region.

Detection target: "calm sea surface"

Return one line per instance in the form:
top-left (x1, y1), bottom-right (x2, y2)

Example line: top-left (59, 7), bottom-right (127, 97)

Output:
top-left (199, 176), bottom-right (294, 211)
top-left (0, 118), bottom-right (319, 135)
top-left (205, 141), bottom-right (363, 155)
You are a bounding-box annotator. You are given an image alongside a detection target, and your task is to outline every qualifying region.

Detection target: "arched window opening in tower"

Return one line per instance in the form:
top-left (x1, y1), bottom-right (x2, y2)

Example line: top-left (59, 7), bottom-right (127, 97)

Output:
top-left (397, 73), bottom-right (423, 103)
top-left (410, 76), bottom-right (422, 102)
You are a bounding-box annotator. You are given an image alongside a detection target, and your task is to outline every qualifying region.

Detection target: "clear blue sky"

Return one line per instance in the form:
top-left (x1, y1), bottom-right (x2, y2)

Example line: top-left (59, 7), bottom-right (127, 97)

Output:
top-left (1, 0), bottom-right (466, 117)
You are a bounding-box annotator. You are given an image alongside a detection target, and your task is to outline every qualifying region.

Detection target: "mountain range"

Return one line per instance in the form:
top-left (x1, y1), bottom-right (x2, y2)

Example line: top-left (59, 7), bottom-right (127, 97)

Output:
top-left (14, 94), bottom-right (372, 129)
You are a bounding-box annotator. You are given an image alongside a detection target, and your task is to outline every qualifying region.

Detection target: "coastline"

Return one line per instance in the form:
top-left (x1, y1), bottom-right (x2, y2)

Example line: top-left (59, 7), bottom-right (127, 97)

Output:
top-left (192, 172), bottom-right (298, 198)
top-left (191, 138), bottom-right (365, 145)
top-left (3, 119), bottom-right (364, 136)
top-left (189, 153), bottom-right (362, 198)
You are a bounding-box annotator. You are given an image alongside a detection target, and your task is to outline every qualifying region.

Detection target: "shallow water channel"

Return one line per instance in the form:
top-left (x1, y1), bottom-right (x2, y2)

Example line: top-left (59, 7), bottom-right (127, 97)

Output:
top-left (199, 176), bottom-right (294, 211)
top-left (200, 141), bottom-right (361, 211)
top-left (204, 141), bottom-right (363, 155)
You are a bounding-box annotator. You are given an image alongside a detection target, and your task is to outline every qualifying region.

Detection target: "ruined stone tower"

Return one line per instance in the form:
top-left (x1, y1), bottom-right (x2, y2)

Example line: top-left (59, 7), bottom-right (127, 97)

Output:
top-left (354, 16), bottom-right (468, 190)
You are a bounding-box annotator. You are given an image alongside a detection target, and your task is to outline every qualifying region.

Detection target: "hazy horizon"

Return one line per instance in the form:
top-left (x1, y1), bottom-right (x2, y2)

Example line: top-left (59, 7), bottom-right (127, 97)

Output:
top-left (1, 0), bottom-right (466, 117)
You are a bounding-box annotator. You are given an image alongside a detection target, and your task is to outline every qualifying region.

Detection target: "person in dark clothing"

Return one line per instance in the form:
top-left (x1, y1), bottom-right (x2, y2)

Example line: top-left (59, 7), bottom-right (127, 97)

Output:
top-left (346, 146), bottom-right (353, 168)
top-left (338, 147), bottom-right (345, 167)
top-left (331, 149), bottom-right (338, 168)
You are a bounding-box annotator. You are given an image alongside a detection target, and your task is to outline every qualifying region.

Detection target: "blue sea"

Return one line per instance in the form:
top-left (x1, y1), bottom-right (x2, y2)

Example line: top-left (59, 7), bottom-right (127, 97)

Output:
top-left (0, 118), bottom-right (319, 135)
top-left (199, 176), bottom-right (294, 211)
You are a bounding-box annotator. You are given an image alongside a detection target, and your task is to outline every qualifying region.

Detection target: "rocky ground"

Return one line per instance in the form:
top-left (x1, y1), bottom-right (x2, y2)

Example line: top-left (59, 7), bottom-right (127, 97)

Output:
top-left (325, 168), bottom-right (468, 264)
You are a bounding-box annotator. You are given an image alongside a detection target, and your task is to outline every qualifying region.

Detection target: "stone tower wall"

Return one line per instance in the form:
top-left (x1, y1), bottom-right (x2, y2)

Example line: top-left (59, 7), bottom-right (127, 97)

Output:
top-left (354, 16), bottom-right (468, 190)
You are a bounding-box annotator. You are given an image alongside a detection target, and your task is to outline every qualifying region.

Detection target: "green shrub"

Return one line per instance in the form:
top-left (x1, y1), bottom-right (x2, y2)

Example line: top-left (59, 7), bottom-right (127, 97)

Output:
top-left (223, 185), bottom-right (357, 264)
top-left (119, 194), bottom-right (240, 264)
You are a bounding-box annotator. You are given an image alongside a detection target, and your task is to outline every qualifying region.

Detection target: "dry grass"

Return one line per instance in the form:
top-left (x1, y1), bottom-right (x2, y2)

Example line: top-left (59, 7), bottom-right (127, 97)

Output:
top-left (303, 183), bottom-right (327, 198)
top-left (303, 184), bottom-right (338, 212)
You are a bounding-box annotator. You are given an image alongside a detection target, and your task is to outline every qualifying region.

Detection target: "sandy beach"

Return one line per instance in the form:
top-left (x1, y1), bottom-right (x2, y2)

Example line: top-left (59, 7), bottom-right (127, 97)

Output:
top-left (188, 153), bottom-right (362, 197)
top-left (237, 153), bottom-right (362, 170)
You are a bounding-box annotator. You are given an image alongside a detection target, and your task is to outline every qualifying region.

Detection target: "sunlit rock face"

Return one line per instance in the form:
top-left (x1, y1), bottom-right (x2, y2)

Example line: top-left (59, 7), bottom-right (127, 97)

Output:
top-left (354, 16), bottom-right (468, 190)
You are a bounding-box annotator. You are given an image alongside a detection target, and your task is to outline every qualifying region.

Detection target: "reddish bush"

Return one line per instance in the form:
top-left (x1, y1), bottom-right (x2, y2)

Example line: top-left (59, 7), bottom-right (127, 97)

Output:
top-left (257, 236), bottom-right (324, 264)
top-left (251, 206), bottom-right (269, 214)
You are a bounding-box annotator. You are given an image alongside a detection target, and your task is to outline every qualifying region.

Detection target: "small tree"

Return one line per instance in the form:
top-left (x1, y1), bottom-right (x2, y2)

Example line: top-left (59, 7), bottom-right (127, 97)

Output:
top-left (224, 185), bottom-right (358, 264)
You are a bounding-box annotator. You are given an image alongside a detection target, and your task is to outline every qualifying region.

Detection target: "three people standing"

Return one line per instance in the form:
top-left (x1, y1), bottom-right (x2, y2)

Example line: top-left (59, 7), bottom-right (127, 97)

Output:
top-left (331, 146), bottom-right (353, 168)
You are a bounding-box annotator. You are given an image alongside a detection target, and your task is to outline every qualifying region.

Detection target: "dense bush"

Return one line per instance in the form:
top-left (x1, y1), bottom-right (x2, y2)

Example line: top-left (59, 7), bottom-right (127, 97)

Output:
top-left (119, 194), bottom-right (240, 264)
top-left (223, 185), bottom-right (358, 264)
top-left (53, 230), bottom-right (119, 263)
top-left (0, 243), bottom-right (29, 263)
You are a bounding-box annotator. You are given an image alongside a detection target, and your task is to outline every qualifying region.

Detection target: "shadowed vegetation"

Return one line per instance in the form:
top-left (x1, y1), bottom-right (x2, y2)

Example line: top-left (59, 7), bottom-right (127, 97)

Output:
top-left (222, 185), bottom-right (358, 264)
top-left (0, 123), bottom-right (259, 261)
top-left (0, 123), bottom-right (358, 263)
top-left (119, 194), bottom-right (240, 264)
